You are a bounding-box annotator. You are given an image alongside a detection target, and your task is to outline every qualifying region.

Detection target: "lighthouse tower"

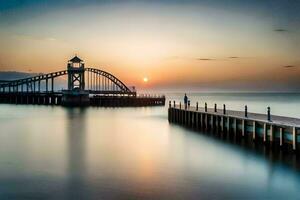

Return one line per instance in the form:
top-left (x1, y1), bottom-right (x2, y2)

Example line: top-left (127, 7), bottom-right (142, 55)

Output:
top-left (67, 56), bottom-right (85, 91)
top-left (62, 56), bottom-right (89, 106)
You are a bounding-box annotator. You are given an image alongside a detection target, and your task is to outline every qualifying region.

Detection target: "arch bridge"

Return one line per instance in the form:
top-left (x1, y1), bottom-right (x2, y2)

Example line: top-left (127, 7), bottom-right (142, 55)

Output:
top-left (0, 56), bottom-right (136, 96)
top-left (0, 56), bottom-right (165, 106)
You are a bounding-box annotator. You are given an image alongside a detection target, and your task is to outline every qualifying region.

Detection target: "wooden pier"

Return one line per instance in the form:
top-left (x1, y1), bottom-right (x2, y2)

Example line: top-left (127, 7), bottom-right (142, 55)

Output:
top-left (0, 92), bottom-right (165, 107)
top-left (168, 102), bottom-right (300, 153)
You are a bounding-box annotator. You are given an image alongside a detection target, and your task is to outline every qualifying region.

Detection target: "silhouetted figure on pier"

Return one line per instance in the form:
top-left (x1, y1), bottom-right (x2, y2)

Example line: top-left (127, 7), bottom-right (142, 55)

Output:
top-left (184, 93), bottom-right (188, 109)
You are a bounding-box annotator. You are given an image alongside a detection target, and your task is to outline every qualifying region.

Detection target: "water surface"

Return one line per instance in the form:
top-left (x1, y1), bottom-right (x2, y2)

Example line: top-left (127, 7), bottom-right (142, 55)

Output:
top-left (0, 93), bottom-right (300, 199)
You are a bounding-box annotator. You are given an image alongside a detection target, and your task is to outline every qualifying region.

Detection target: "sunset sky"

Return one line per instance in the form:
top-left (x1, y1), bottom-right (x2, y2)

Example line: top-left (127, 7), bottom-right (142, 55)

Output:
top-left (0, 0), bottom-right (299, 91)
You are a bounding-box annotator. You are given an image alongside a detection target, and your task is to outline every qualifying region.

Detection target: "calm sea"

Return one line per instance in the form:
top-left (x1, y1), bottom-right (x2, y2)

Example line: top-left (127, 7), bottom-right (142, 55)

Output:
top-left (0, 92), bottom-right (300, 199)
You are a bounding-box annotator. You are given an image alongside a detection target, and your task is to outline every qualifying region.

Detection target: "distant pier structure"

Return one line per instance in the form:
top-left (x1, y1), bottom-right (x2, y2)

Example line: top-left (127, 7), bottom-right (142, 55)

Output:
top-left (169, 102), bottom-right (300, 153)
top-left (0, 56), bottom-right (165, 107)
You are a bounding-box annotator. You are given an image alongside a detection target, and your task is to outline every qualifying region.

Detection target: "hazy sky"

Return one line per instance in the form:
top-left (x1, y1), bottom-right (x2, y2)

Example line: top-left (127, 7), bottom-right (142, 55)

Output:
top-left (0, 0), bottom-right (299, 91)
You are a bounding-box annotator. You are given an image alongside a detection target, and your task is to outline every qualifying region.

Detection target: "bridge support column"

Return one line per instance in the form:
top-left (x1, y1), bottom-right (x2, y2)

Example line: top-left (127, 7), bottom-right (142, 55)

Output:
top-left (51, 77), bottom-right (54, 93)
top-left (46, 79), bottom-right (48, 93)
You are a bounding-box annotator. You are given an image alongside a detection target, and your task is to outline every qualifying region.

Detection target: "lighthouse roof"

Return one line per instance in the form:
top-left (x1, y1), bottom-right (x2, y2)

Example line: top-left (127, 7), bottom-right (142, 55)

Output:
top-left (69, 56), bottom-right (83, 63)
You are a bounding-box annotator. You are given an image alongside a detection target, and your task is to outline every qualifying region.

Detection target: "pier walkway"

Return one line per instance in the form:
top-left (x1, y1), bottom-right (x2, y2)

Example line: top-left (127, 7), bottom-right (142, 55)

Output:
top-left (168, 102), bottom-right (300, 153)
top-left (180, 105), bottom-right (300, 128)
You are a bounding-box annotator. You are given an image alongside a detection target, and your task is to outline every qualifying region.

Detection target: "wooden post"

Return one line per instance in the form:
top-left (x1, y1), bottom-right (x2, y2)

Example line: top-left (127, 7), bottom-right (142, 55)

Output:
top-left (200, 113), bottom-right (203, 129)
top-left (186, 111), bottom-right (188, 126)
top-left (169, 101), bottom-right (171, 108)
top-left (267, 107), bottom-right (271, 121)
top-left (211, 115), bottom-right (214, 132)
top-left (279, 127), bottom-right (283, 147)
top-left (252, 121), bottom-right (256, 140)
top-left (181, 110), bottom-right (183, 124)
top-left (263, 123), bottom-right (267, 143)
top-left (194, 112), bottom-right (196, 128)
top-left (171, 108), bottom-right (174, 122)
top-left (168, 107), bottom-right (171, 122)
top-left (216, 116), bottom-right (219, 133)
top-left (242, 119), bottom-right (245, 137)
top-left (173, 109), bottom-right (175, 123)
top-left (221, 116), bottom-right (224, 132)
top-left (245, 105), bottom-right (248, 118)
top-left (223, 104), bottom-right (226, 115)
top-left (179, 102), bottom-right (181, 109)
top-left (173, 101), bottom-right (175, 107)
top-left (196, 113), bottom-right (199, 129)
top-left (214, 104), bottom-right (217, 112)
top-left (196, 102), bottom-right (198, 111)
top-left (270, 125), bottom-right (273, 142)
top-left (234, 118), bottom-right (237, 136)
top-left (205, 114), bottom-right (208, 131)
top-left (205, 102), bottom-right (207, 112)
top-left (293, 127), bottom-right (297, 151)
top-left (227, 117), bottom-right (230, 134)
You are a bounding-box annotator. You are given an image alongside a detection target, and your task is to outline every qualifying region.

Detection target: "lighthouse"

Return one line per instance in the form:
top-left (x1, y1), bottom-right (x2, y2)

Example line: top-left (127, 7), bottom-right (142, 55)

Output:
top-left (62, 56), bottom-right (89, 106)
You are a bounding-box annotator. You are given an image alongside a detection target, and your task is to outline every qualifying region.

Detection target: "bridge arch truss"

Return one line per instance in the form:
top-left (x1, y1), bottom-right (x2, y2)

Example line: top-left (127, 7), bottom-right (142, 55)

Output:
top-left (0, 68), bottom-right (135, 96)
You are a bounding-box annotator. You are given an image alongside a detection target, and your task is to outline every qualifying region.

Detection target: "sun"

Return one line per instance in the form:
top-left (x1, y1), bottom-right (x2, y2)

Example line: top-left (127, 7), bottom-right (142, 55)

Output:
top-left (143, 77), bottom-right (148, 83)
